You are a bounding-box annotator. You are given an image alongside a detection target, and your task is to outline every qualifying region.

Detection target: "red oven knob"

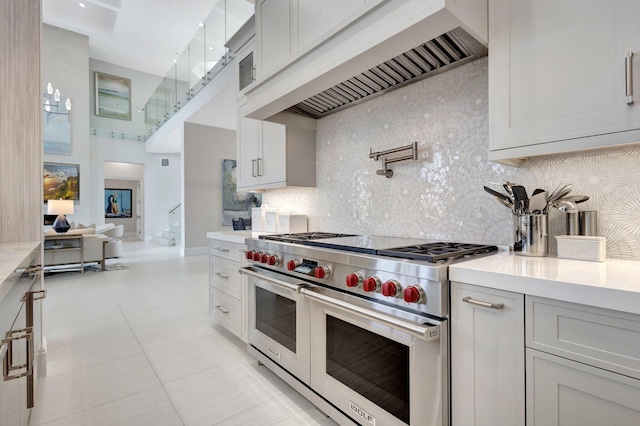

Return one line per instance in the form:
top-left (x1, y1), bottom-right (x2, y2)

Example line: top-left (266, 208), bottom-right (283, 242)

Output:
top-left (287, 259), bottom-right (300, 271)
top-left (346, 272), bottom-right (363, 288)
top-left (245, 250), bottom-right (255, 260)
top-left (382, 280), bottom-right (401, 297)
top-left (403, 285), bottom-right (426, 304)
top-left (314, 266), bottom-right (330, 279)
top-left (363, 276), bottom-right (381, 292)
top-left (260, 253), bottom-right (269, 263)
top-left (267, 255), bottom-right (280, 266)
top-left (252, 251), bottom-right (262, 262)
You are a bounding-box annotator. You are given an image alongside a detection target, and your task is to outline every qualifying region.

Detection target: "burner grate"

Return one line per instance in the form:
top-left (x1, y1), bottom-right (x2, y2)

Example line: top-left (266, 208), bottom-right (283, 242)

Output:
top-left (377, 242), bottom-right (498, 263)
top-left (259, 232), bottom-right (359, 243)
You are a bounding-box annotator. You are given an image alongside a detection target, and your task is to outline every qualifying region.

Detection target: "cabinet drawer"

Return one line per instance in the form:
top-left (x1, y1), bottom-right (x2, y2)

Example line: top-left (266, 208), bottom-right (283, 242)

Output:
top-left (208, 240), bottom-right (245, 263)
top-left (526, 296), bottom-right (640, 380)
top-left (527, 348), bottom-right (640, 426)
top-left (209, 257), bottom-right (242, 299)
top-left (209, 287), bottom-right (241, 338)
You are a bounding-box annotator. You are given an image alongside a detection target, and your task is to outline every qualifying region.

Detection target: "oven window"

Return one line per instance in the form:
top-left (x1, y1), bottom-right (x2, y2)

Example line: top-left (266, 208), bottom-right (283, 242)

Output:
top-left (255, 286), bottom-right (297, 353)
top-left (326, 315), bottom-right (410, 423)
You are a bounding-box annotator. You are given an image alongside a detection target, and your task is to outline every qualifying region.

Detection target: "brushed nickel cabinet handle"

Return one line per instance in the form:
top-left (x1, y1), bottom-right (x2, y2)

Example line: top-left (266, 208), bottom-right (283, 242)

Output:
top-left (462, 296), bottom-right (504, 310)
top-left (626, 49), bottom-right (634, 105)
top-left (214, 305), bottom-right (230, 314)
top-left (252, 159), bottom-right (257, 177)
top-left (257, 158), bottom-right (263, 176)
top-left (214, 272), bottom-right (229, 279)
top-left (214, 247), bottom-right (229, 252)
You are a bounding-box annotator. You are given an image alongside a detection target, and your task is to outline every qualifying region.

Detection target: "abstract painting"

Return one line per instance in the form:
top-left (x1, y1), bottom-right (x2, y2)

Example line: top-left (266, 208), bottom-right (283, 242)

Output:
top-left (222, 159), bottom-right (261, 226)
top-left (95, 72), bottom-right (131, 120)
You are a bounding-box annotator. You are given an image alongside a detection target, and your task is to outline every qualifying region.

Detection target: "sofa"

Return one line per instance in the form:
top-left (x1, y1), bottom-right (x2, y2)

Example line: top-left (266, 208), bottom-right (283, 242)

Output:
top-left (44, 223), bottom-right (123, 270)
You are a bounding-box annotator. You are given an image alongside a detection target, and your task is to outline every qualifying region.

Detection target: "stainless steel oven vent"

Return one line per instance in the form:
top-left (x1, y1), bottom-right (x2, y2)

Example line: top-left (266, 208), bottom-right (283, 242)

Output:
top-left (285, 28), bottom-right (487, 119)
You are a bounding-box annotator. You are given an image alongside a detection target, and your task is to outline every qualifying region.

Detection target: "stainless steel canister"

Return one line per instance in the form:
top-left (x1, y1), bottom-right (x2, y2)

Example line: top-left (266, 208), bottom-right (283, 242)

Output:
top-left (579, 211), bottom-right (598, 236)
top-left (565, 212), bottom-right (580, 235)
top-left (514, 214), bottom-right (548, 257)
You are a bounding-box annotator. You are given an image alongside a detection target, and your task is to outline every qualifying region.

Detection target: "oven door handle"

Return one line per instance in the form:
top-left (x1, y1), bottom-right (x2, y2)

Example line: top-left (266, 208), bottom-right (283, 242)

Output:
top-left (239, 266), bottom-right (303, 293)
top-left (300, 288), bottom-right (440, 342)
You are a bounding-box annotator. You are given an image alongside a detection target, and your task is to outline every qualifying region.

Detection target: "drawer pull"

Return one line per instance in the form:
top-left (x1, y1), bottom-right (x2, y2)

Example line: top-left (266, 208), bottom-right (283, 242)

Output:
top-left (214, 272), bottom-right (230, 279)
top-left (215, 247), bottom-right (230, 252)
top-left (214, 305), bottom-right (230, 314)
top-left (626, 49), bottom-right (634, 105)
top-left (463, 296), bottom-right (504, 310)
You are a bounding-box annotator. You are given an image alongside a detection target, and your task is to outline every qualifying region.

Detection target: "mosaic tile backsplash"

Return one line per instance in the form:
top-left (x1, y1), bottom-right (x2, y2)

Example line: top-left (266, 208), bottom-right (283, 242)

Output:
top-left (264, 57), bottom-right (640, 260)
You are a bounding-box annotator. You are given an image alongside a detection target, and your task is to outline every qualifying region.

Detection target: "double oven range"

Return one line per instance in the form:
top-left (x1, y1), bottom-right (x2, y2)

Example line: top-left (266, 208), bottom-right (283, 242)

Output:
top-left (239, 232), bottom-right (497, 426)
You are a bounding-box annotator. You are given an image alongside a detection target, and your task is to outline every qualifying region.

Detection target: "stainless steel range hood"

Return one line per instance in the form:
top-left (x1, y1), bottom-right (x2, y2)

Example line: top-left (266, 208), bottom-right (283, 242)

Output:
top-left (284, 27), bottom-right (487, 119)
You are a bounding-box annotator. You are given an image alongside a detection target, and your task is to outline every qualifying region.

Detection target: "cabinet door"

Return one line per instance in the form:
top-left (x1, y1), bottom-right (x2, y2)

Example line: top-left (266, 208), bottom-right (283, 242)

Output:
top-left (490, 0), bottom-right (640, 158)
top-left (451, 282), bottom-right (525, 426)
top-left (236, 98), bottom-right (262, 190)
top-left (235, 40), bottom-right (256, 98)
top-left (296, 0), bottom-right (364, 52)
top-left (260, 120), bottom-right (287, 185)
top-left (527, 348), bottom-right (640, 426)
top-left (256, 0), bottom-right (291, 77)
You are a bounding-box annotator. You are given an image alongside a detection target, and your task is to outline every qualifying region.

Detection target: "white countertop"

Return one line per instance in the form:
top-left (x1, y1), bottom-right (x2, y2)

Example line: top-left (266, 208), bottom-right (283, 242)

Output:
top-left (206, 231), bottom-right (267, 244)
top-left (450, 252), bottom-right (640, 315)
top-left (0, 241), bottom-right (41, 302)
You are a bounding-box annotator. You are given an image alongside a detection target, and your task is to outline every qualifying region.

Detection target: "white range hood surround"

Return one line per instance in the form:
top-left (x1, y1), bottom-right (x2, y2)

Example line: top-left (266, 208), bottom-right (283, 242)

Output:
top-left (245, 0), bottom-right (487, 120)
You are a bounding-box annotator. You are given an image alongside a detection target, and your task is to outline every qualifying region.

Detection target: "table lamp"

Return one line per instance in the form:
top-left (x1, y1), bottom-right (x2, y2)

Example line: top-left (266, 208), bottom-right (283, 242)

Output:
top-left (47, 199), bottom-right (74, 233)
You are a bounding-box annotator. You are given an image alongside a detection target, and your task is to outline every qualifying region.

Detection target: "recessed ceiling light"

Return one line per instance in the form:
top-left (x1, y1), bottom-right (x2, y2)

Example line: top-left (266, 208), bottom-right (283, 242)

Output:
top-left (173, 59), bottom-right (177, 64)
top-left (208, 46), bottom-right (213, 50)
top-left (79, 2), bottom-right (85, 7)
top-left (198, 22), bottom-right (204, 27)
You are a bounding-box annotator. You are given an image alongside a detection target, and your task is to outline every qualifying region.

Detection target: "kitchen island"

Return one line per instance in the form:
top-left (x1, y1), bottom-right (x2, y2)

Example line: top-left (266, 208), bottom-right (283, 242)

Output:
top-left (449, 252), bottom-right (640, 426)
top-left (0, 241), bottom-right (41, 301)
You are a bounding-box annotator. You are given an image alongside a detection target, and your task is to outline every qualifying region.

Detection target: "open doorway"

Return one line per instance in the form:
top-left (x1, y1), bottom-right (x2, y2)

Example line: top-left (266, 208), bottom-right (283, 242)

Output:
top-left (104, 162), bottom-right (144, 240)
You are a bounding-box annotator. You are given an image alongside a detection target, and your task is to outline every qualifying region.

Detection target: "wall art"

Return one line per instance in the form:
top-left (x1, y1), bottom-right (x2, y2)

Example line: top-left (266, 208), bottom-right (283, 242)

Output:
top-left (95, 72), bottom-right (131, 120)
top-left (44, 162), bottom-right (79, 202)
top-left (105, 188), bottom-right (133, 218)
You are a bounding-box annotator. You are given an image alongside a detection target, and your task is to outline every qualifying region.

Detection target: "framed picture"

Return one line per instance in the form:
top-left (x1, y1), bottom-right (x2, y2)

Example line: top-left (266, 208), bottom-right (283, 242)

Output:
top-left (105, 188), bottom-right (133, 218)
top-left (95, 72), bottom-right (131, 120)
top-left (145, 85), bottom-right (173, 125)
top-left (43, 105), bottom-right (71, 155)
top-left (44, 163), bottom-right (79, 202)
top-left (222, 159), bottom-right (261, 226)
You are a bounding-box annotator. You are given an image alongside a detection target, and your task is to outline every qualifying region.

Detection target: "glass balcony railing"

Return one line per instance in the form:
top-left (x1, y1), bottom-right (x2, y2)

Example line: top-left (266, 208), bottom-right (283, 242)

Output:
top-left (91, 0), bottom-right (253, 143)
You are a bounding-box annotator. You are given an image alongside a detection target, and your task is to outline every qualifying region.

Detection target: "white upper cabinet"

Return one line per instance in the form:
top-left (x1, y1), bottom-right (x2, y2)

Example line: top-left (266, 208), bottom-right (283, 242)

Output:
top-left (489, 0), bottom-right (640, 163)
top-left (256, 0), bottom-right (291, 77)
top-left (236, 97), bottom-right (316, 192)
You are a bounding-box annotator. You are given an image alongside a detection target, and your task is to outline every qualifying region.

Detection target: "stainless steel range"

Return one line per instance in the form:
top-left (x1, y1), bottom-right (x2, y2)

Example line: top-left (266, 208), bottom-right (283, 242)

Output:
top-left (239, 232), bottom-right (497, 426)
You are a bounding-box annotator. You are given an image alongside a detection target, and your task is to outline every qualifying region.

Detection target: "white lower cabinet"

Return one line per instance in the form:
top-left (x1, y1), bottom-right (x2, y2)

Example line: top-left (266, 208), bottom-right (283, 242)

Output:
top-left (526, 348), bottom-right (640, 426)
top-left (525, 296), bottom-right (640, 426)
top-left (450, 282), bottom-right (525, 426)
top-left (208, 238), bottom-right (247, 342)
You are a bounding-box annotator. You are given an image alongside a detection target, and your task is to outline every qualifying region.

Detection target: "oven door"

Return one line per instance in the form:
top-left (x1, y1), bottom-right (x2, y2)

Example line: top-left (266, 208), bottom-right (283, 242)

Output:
top-left (241, 266), bottom-right (311, 385)
top-left (301, 287), bottom-right (448, 426)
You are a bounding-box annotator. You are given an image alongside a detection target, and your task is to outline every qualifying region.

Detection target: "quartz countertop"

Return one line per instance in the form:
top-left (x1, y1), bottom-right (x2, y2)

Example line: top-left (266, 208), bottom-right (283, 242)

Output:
top-left (0, 241), bottom-right (41, 302)
top-left (206, 231), bottom-right (267, 244)
top-left (449, 252), bottom-right (640, 315)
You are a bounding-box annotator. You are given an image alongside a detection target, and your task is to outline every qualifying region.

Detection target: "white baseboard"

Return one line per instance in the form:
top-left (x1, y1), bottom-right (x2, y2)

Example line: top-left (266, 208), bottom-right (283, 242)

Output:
top-left (182, 246), bottom-right (208, 256)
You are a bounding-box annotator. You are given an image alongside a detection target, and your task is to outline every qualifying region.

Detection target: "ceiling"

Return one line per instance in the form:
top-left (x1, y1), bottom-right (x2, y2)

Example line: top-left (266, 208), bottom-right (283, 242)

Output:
top-left (43, 0), bottom-right (254, 77)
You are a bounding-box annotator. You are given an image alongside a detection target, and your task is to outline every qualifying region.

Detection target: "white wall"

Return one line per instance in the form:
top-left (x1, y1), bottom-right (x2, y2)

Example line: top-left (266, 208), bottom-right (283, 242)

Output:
top-left (182, 123), bottom-right (236, 255)
top-left (91, 136), bottom-right (181, 240)
top-left (42, 24), bottom-right (92, 224)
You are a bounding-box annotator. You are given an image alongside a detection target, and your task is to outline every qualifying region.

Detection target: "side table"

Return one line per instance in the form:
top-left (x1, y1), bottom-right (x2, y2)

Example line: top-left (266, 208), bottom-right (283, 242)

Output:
top-left (43, 234), bottom-right (84, 274)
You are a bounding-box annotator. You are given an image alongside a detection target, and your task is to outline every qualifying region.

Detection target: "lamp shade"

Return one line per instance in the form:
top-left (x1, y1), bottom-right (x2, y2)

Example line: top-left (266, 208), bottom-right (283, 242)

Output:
top-left (47, 199), bottom-right (74, 215)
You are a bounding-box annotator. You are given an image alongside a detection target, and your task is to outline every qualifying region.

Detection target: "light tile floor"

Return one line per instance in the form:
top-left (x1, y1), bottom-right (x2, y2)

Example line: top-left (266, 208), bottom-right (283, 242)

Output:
top-left (31, 241), bottom-right (338, 426)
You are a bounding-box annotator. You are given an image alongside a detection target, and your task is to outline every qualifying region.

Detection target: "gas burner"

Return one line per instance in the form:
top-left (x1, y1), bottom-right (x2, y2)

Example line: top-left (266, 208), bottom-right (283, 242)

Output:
top-left (377, 242), bottom-right (498, 263)
top-left (259, 232), bottom-right (359, 243)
